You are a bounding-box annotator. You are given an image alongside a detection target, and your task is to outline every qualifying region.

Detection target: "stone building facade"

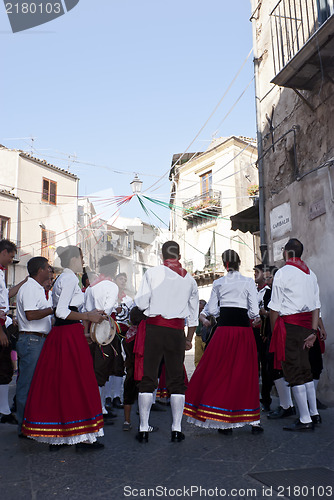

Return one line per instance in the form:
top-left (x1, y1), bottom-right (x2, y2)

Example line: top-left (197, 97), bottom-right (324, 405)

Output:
top-left (250, 0), bottom-right (334, 403)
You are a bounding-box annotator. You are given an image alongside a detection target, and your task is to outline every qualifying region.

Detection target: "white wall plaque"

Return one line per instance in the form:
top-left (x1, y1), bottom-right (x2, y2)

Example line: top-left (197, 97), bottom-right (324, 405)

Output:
top-left (270, 202), bottom-right (292, 239)
top-left (273, 238), bottom-right (288, 262)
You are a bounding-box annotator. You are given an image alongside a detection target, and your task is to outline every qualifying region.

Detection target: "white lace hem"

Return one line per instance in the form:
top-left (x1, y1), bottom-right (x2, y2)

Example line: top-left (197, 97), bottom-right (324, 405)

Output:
top-left (27, 429), bottom-right (104, 445)
top-left (187, 417), bottom-right (260, 429)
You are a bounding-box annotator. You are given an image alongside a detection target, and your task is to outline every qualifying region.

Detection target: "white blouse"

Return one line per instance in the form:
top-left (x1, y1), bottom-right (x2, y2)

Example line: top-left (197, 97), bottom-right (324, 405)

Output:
top-left (52, 269), bottom-right (84, 320)
top-left (204, 271), bottom-right (260, 319)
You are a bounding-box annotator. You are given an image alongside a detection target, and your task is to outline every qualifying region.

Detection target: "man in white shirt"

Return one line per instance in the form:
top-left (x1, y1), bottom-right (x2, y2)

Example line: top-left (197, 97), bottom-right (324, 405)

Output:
top-left (0, 239), bottom-right (27, 424)
top-left (269, 238), bottom-right (321, 431)
top-left (16, 257), bottom-right (53, 434)
top-left (84, 255), bottom-right (119, 421)
top-left (135, 241), bottom-right (199, 443)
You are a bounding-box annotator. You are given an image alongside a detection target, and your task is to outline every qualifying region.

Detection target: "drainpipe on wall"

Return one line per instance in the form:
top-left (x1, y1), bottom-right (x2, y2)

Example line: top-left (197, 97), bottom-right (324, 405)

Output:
top-left (251, 1), bottom-right (268, 264)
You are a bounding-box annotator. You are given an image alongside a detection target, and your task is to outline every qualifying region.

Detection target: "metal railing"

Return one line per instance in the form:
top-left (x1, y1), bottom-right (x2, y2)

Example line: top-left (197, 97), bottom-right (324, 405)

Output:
top-left (270, 0), bottom-right (333, 74)
top-left (182, 190), bottom-right (221, 211)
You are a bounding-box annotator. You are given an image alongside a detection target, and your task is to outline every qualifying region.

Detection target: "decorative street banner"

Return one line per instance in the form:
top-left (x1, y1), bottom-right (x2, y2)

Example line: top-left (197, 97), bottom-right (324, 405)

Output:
top-left (4, 0), bottom-right (80, 33)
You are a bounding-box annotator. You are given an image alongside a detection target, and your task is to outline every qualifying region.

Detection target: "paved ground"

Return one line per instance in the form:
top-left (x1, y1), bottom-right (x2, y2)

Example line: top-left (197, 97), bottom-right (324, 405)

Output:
top-left (1, 349), bottom-right (333, 500)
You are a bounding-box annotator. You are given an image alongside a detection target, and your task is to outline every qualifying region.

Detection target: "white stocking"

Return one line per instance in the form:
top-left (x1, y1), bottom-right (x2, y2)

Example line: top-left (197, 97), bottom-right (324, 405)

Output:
top-left (0, 384), bottom-right (11, 415)
top-left (170, 394), bottom-right (185, 432)
top-left (138, 393), bottom-right (153, 432)
top-left (112, 376), bottom-right (123, 399)
top-left (305, 381), bottom-right (318, 416)
top-left (152, 388), bottom-right (158, 404)
top-left (274, 377), bottom-right (293, 409)
top-left (99, 386), bottom-right (108, 414)
top-left (104, 377), bottom-right (112, 399)
top-left (292, 385), bottom-right (312, 424)
top-left (313, 379), bottom-right (319, 393)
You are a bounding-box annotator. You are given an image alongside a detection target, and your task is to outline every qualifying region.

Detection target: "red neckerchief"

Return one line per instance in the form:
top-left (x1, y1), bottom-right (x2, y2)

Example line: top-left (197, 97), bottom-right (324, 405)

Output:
top-left (163, 259), bottom-right (187, 277)
top-left (45, 290), bottom-right (49, 300)
top-left (0, 265), bottom-right (5, 271)
top-left (90, 274), bottom-right (113, 287)
top-left (118, 291), bottom-right (126, 302)
top-left (257, 282), bottom-right (267, 291)
top-left (285, 257), bottom-right (310, 275)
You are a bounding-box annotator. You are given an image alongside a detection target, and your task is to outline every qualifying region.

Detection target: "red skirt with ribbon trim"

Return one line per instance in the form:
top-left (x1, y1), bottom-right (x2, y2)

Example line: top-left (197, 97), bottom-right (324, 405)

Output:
top-left (22, 323), bottom-right (104, 444)
top-left (184, 325), bottom-right (260, 428)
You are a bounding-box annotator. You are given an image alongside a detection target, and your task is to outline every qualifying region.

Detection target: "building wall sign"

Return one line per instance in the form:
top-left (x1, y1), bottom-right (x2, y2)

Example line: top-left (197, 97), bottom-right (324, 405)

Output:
top-left (270, 202), bottom-right (292, 239)
top-left (273, 238), bottom-right (288, 262)
top-left (309, 199), bottom-right (326, 221)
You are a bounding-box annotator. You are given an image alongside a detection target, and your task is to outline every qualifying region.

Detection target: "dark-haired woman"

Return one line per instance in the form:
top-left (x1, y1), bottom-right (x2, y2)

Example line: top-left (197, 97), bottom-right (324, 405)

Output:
top-left (184, 250), bottom-right (263, 434)
top-left (22, 246), bottom-right (106, 450)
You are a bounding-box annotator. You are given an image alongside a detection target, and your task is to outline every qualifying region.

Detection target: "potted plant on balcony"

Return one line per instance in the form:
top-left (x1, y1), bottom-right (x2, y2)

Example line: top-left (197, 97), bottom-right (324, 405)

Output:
top-left (247, 184), bottom-right (259, 205)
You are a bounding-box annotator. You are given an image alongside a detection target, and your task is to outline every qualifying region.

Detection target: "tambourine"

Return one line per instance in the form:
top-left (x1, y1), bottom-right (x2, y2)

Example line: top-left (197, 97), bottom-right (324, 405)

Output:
top-left (90, 316), bottom-right (117, 346)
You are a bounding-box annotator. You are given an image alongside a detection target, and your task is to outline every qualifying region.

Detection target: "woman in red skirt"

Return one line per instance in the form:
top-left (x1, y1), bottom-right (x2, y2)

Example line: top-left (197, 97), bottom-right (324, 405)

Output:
top-left (22, 246), bottom-right (106, 450)
top-left (184, 249), bottom-right (263, 435)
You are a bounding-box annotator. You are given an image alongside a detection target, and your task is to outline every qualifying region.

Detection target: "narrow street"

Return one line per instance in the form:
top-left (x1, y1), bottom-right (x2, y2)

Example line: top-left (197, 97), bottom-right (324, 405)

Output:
top-left (1, 349), bottom-right (333, 500)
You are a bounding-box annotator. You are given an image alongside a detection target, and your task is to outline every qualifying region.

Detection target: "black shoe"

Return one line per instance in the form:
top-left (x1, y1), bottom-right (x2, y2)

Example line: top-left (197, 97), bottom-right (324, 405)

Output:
top-left (106, 409), bottom-right (117, 418)
top-left (171, 431), bottom-right (185, 442)
top-left (251, 425), bottom-right (264, 434)
top-left (311, 414), bottom-right (322, 425)
top-left (267, 406), bottom-right (296, 419)
top-left (136, 431), bottom-right (149, 443)
top-left (49, 444), bottom-right (68, 451)
top-left (151, 403), bottom-right (166, 412)
top-left (0, 413), bottom-right (18, 425)
top-left (283, 420), bottom-right (314, 431)
top-left (105, 397), bottom-right (112, 410)
top-left (75, 441), bottom-right (104, 451)
top-left (112, 397), bottom-right (124, 409)
top-left (260, 403), bottom-right (271, 412)
top-left (218, 428), bottom-right (233, 435)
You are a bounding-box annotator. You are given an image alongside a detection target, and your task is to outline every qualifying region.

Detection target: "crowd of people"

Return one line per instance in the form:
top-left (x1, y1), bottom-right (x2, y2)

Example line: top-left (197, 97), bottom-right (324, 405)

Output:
top-left (0, 236), bottom-right (326, 451)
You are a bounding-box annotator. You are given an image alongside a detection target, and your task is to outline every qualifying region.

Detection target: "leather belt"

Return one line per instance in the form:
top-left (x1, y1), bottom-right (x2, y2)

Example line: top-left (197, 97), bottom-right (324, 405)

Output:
top-left (20, 331), bottom-right (48, 338)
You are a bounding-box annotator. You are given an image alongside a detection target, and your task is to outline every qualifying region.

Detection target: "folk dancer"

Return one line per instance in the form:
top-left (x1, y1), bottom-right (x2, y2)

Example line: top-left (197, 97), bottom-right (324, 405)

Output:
top-left (22, 245), bottom-right (106, 450)
top-left (269, 238), bottom-right (321, 431)
top-left (135, 241), bottom-right (199, 443)
top-left (184, 250), bottom-right (263, 435)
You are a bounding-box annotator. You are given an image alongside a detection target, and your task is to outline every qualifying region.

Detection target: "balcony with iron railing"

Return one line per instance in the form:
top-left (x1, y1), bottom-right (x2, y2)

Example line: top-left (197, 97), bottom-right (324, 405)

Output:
top-left (270, 0), bottom-right (334, 89)
top-left (182, 190), bottom-right (221, 221)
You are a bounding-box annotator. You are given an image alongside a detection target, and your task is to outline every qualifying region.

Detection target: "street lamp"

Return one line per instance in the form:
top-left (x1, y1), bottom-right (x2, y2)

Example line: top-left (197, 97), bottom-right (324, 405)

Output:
top-left (130, 174), bottom-right (143, 194)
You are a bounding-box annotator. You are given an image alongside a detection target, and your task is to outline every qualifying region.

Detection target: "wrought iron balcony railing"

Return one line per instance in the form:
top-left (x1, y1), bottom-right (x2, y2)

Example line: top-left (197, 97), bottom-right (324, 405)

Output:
top-left (182, 190), bottom-right (221, 220)
top-left (270, 0), bottom-right (334, 86)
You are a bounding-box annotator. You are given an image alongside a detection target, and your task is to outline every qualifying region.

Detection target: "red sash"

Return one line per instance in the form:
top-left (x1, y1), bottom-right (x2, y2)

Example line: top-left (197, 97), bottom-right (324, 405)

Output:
top-left (133, 316), bottom-right (185, 381)
top-left (269, 312), bottom-right (312, 369)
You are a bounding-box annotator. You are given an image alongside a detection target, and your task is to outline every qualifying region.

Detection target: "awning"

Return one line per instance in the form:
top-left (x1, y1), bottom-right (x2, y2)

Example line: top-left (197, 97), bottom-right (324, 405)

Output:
top-left (230, 202), bottom-right (259, 234)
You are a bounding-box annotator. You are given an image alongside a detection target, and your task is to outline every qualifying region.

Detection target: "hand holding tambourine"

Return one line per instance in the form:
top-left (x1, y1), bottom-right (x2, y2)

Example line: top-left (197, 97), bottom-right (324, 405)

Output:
top-left (87, 309), bottom-right (107, 324)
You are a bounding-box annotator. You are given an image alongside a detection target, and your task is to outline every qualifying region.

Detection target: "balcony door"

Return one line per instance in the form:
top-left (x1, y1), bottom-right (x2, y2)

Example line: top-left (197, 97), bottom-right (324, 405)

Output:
top-left (200, 171), bottom-right (212, 200)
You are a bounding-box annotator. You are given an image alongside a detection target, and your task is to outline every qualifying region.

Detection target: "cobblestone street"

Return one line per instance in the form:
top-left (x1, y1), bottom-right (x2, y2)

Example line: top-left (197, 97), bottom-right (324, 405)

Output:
top-left (1, 349), bottom-right (333, 500)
